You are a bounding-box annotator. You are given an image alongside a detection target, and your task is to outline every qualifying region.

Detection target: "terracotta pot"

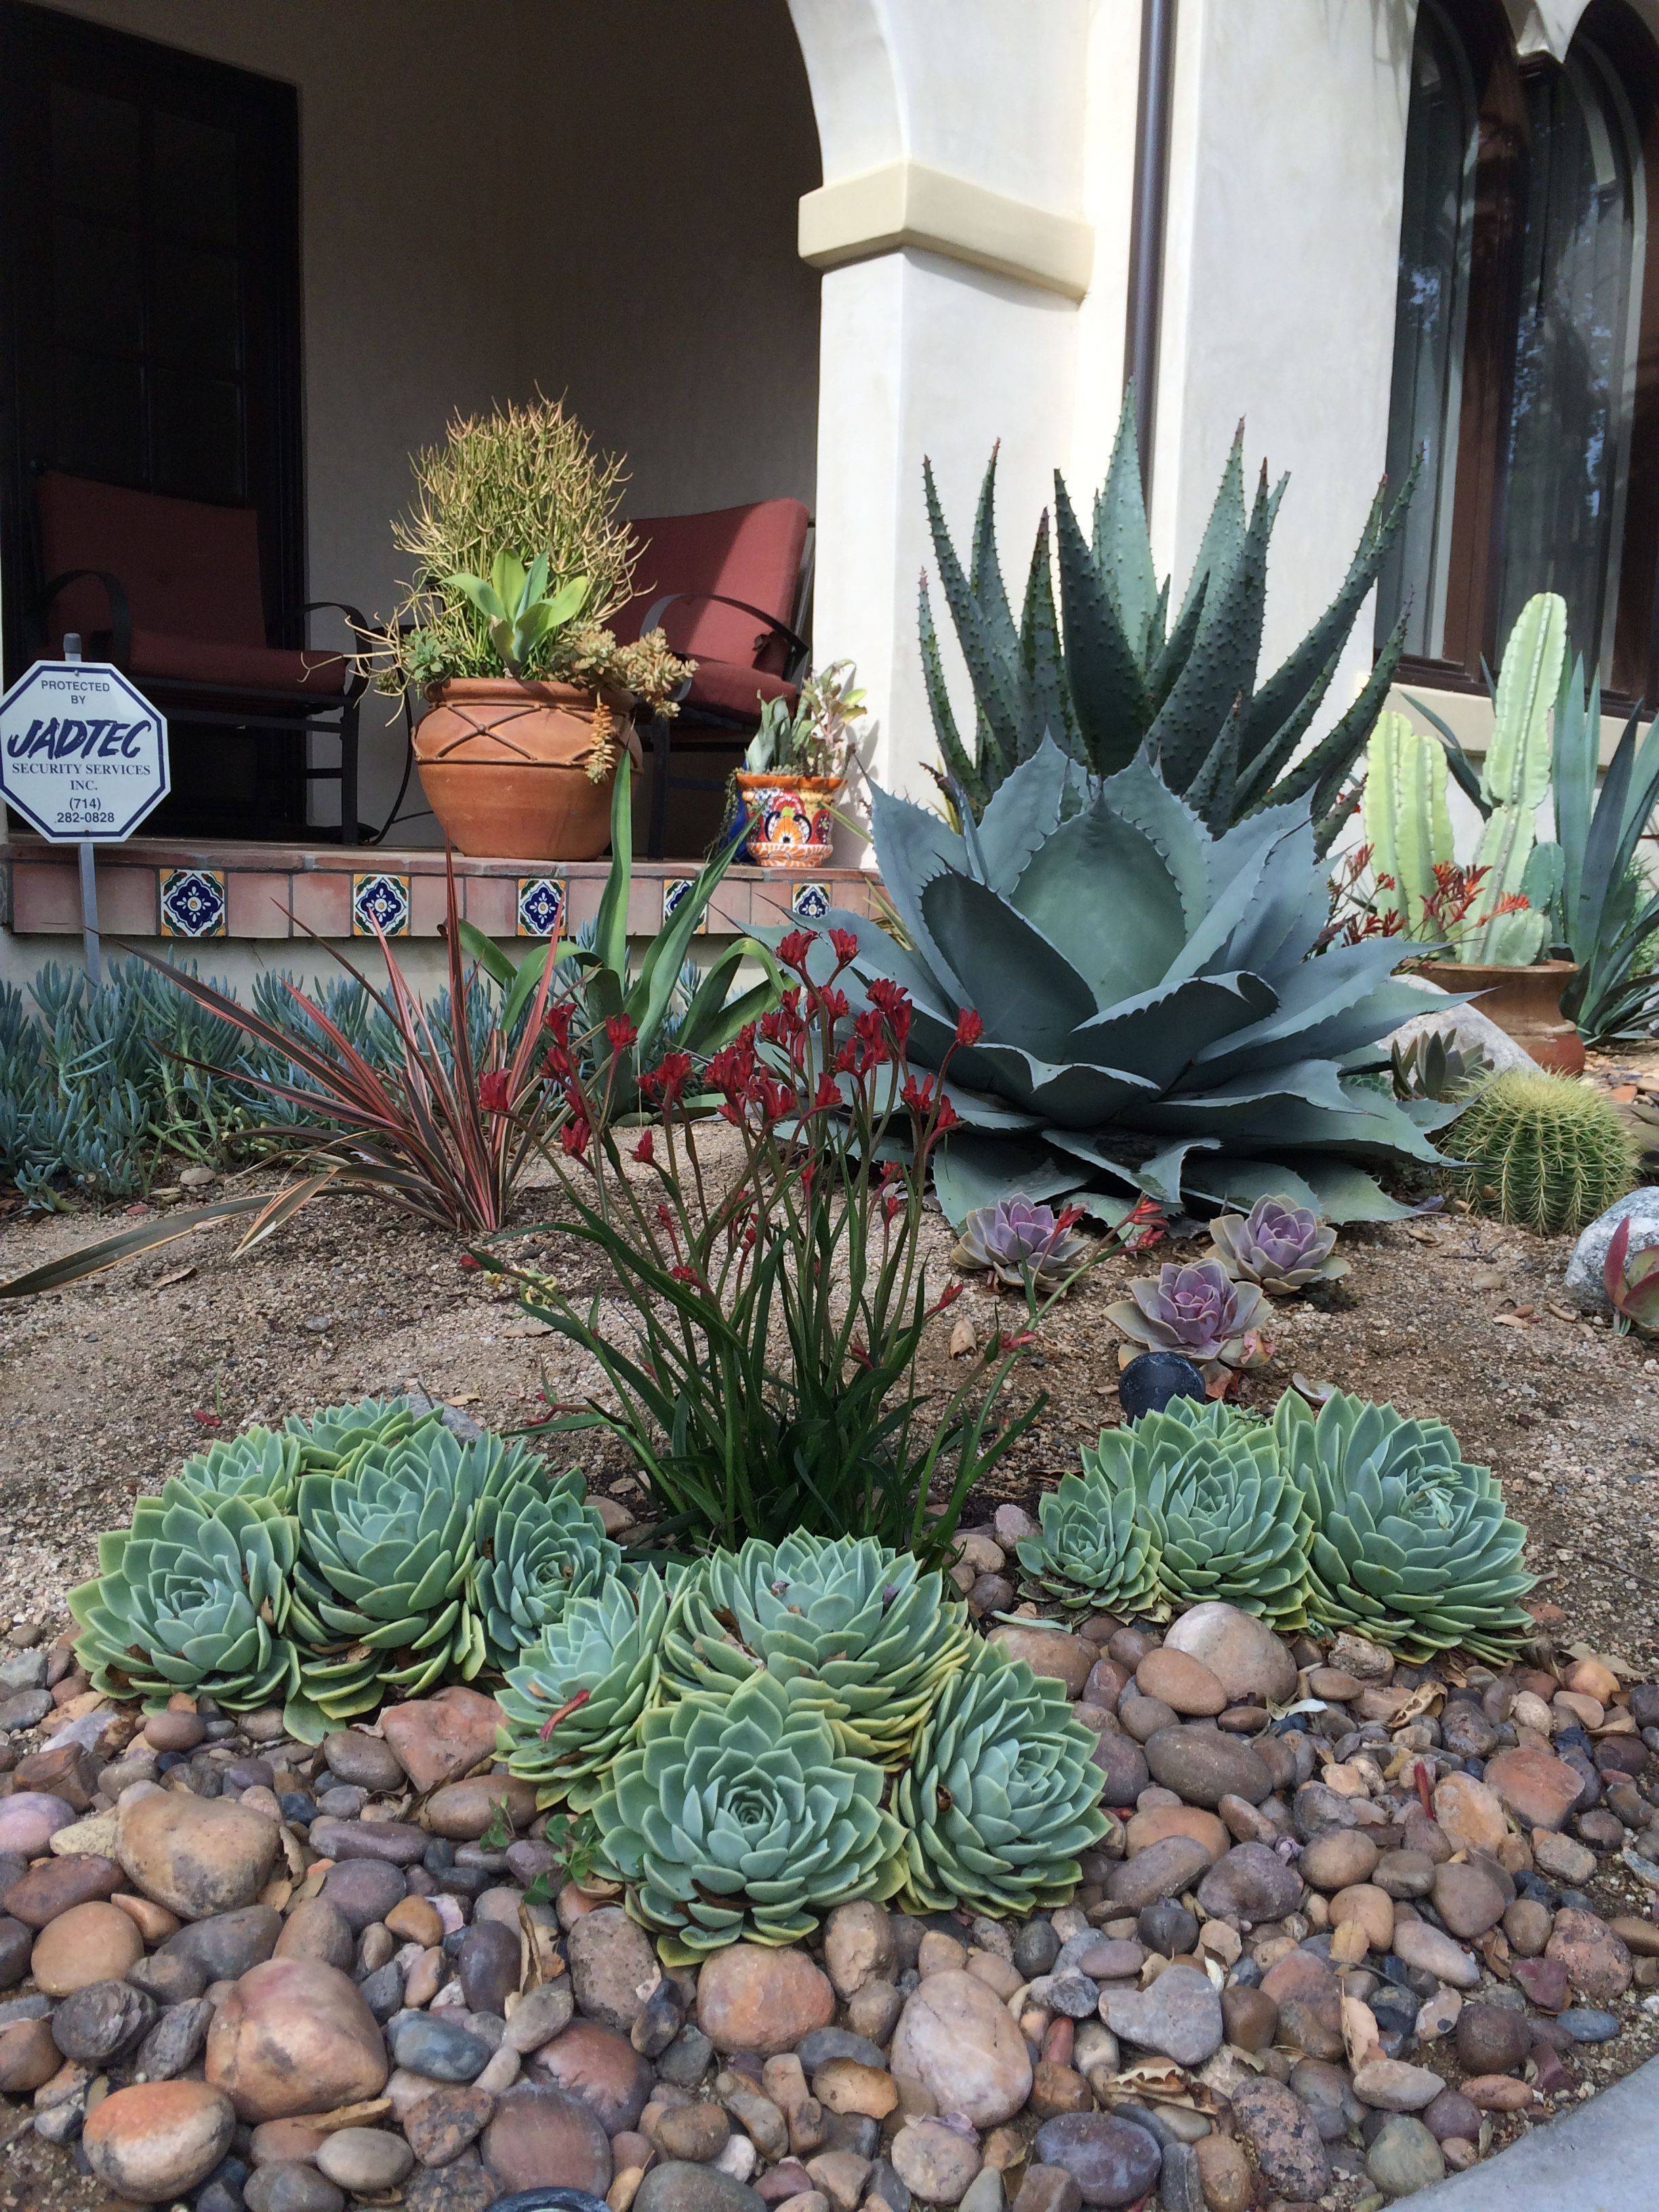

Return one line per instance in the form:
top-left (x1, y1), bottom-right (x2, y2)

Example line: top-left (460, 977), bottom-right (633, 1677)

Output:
top-left (1412, 958), bottom-right (1585, 1075)
top-left (413, 678), bottom-right (630, 861)
top-left (734, 771), bottom-right (841, 871)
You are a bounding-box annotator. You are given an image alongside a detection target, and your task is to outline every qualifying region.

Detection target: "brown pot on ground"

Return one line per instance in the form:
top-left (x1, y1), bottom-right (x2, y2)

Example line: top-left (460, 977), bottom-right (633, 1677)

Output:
top-left (734, 769), bottom-right (841, 871)
top-left (1413, 957), bottom-right (1585, 1075)
top-left (413, 678), bottom-right (631, 861)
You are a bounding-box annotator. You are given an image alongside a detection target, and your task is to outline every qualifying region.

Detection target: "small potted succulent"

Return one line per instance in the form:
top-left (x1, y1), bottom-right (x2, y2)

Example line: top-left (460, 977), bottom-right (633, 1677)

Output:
top-left (1208, 1195), bottom-right (1347, 1296)
top-left (735, 660), bottom-right (865, 869)
top-left (366, 398), bottom-right (691, 861)
top-left (1105, 1258), bottom-right (1270, 1392)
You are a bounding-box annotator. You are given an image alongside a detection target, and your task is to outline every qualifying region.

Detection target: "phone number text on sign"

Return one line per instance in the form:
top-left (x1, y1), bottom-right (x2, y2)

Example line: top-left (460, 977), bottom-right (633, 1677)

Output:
top-left (0, 661), bottom-right (169, 843)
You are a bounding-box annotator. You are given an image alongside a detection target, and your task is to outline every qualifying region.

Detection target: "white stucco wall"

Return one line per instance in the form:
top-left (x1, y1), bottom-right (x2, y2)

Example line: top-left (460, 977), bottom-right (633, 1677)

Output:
top-left (18, 0), bottom-right (821, 835)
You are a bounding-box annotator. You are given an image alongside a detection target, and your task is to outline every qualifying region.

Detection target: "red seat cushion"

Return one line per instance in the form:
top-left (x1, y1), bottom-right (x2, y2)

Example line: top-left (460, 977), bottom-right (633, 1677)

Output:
top-left (676, 661), bottom-right (797, 728)
top-left (615, 499), bottom-right (809, 674)
top-left (37, 470), bottom-right (274, 646)
top-left (125, 628), bottom-right (348, 696)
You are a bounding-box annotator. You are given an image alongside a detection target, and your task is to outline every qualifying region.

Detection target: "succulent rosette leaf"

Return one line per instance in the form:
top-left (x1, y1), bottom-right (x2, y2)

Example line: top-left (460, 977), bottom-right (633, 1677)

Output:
top-left (951, 1197), bottom-right (1091, 1292)
top-left (499, 1568), bottom-right (669, 1811)
top-left (1208, 1195), bottom-right (1347, 1296)
top-left (472, 1469), bottom-right (623, 1668)
top-left (171, 1427), bottom-right (304, 1509)
top-left (289, 1427), bottom-right (500, 1726)
top-left (592, 1670), bottom-right (903, 1963)
top-left (1274, 1387), bottom-right (1534, 1660)
top-left (894, 1646), bottom-right (1110, 1916)
top-left (68, 1479), bottom-right (303, 1713)
top-left (1105, 1258), bottom-right (1269, 1381)
top-left (1080, 1397), bottom-right (1310, 1626)
top-left (1015, 1469), bottom-right (1162, 1618)
top-left (658, 1533), bottom-right (974, 1763)
top-left (285, 1394), bottom-right (437, 1475)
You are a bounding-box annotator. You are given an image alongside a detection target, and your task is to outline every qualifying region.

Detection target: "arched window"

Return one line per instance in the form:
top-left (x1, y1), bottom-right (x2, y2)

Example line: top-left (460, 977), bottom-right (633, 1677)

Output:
top-left (1378, 0), bottom-right (1659, 703)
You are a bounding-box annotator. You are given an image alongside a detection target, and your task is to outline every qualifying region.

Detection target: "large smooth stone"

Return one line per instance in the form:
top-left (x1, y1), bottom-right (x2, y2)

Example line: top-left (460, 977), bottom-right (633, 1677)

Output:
top-left (380, 1687), bottom-right (506, 1794)
top-left (634, 2164), bottom-right (769, 2212)
top-left (1483, 1748), bottom-right (1585, 1832)
top-left (1195, 1842), bottom-right (1302, 1926)
top-left (1, 1851), bottom-right (123, 1928)
top-left (0, 1792), bottom-right (77, 1857)
top-left (1099, 1965), bottom-right (1223, 2068)
top-left (983, 1625), bottom-right (1094, 1697)
top-left (567, 1905), bottom-right (662, 2032)
top-left (1160, 1605), bottom-right (1296, 1705)
top-left (31, 1898), bottom-right (144, 1995)
top-left (118, 1791), bottom-right (279, 1921)
top-left (890, 1970), bottom-right (1032, 2127)
top-left (1565, 1188), bottom-right (1659, 1312)
top-left (1226, 2078), bottom-right (1332, 2200)
top-left (530, 2015), bottom-right (655, 2132)
top-left (205, 1959), bottom-right (388, 2123)
top-left (82, 2080), bottom-right (237, 2203)
top-left (1031, 2114), bottom-right (1162, 2209)
top-left (1144, 1728), bottom-right (1271, 1809)
top-left (696, 1943), bottom-right (835, 2057)
top-left (483, 2083), bottom-right (613, 2193)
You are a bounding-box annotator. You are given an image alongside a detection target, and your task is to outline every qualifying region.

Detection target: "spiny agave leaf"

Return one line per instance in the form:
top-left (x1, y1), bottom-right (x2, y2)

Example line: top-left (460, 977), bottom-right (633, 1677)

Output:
top-left (1018, 511), bottom-right (1080, 759)
top-left (924, 457), bottom-right (1021, 778)
top-left (1099, 753), bottom-right (1216, 928)
top-left (1231, 646), bottom-right (1338, 813)
top-left (1072, 973), bottom-right (1277, 1087)
top-left (969, 443), bottom-right (1021, 672)
top-left (919, 577), bottom-right (987, 819)
top-left (1008, 793), bottom-right (1193, 1002)
top-left (1145, 469), bottom-right (1283, 792)
top-left (1264, 611), bottom-right (1410, 836)
top-left (933, 1131), bottom-right (1085, 1225)
top-left (1172, 424), bottom-right (1248, 638)
top-left (977, 735), bottom-right (1073, 890)
top-left (919, 873), bottom-right (1098, 1057)
top-left (1184, 698), bottom-right (1244, 833)
top-left (1053, 473), bottom-right (1153, 773)
top-left (1092, 387), bottom-right (1161, 657)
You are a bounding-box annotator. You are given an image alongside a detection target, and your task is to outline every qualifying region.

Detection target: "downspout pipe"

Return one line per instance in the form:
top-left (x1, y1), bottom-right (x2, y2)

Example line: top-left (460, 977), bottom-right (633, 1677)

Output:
top-left (1125, 0), bottom-right (1177, 499)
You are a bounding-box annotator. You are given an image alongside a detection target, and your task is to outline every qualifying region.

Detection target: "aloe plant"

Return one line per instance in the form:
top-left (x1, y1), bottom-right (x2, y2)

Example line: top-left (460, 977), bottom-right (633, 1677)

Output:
top-left (1550, 654), bottom-right (1659, 1042)
top-left (921, 390), bottom-right (1415, 845)
top-left (443, 550), bottom-right (591, 679)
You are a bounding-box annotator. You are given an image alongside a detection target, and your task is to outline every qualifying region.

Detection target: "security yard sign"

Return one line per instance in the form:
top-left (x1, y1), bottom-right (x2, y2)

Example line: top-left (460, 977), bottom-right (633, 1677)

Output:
top-left (0, 655), bottom-right (169, 841)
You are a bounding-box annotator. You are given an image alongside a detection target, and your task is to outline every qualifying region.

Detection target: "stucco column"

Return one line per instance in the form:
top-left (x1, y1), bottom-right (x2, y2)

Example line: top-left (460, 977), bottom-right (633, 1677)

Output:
top-left (787, 0), bottom-right (1097, 817)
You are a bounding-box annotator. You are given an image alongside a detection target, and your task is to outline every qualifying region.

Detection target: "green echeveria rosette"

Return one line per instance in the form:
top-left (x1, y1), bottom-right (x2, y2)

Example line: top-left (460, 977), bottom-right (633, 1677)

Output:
top-left (473, 1470), bottom-right (623, 1671)
top-left (592, 1669), bottom-right (903, 1964)
top-left (1274, 1388), bottom-right (1534, 1662)
top-left (285, 1394), bottom-right (437, 1475)
top-left (288, 1428), bottom-right (496, 1730)
top-left (1084, 1397), bottom-right (1311, 1628)
top-left (658, 1532), bottom-right (974, 1764)
top-left (171, 1427), bottom-right (304, 1510)
top-left (68, 1478), bottom-right (303, 1713)
top-left (499, 1568), bottom-right (669, 1811)
top-left (1015, 1471), bottom-right (1162, 1618)
top-left (893, 1645), bottom-right (1110, 1917)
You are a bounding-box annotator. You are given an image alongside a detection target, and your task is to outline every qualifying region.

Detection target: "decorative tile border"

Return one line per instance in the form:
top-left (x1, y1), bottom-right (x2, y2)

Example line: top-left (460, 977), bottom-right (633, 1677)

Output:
top-left (790, 880), bottom-right (832, 921)
top-left (517, 876), bottom-right (567, 939)
top-left (351, 872), bottom-right (411, 937)
top-left (661, 878), bottom-right (708, 933)
top-left (159, 868), bottom-right (226, 939)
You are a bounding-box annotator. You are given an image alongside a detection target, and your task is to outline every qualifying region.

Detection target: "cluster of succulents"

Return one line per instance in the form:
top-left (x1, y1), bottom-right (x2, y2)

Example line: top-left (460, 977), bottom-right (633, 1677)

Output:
top-left (499, 1532), bottom-right (1105, 1959)
top-left (951, 1197), bottom-right (1092, 1293)
top-left (1018, 1389), bottom-right (1532, 1660)
top-left (70, 1397), bottom-right (617, 1741)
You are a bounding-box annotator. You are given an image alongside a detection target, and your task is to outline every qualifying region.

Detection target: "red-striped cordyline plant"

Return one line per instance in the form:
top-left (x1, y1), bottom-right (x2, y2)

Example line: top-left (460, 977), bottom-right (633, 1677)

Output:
top-left (0, 859), bottom-right (567, 1298)
top-left (476, 926), bottom-right (1046, 1561)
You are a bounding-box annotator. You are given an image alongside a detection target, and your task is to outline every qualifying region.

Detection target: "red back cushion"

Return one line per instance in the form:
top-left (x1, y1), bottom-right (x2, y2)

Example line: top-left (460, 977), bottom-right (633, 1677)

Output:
top-left (35, 470), bottom-right (269, 649)
top-left (614, 499), bottom-right (809, 673)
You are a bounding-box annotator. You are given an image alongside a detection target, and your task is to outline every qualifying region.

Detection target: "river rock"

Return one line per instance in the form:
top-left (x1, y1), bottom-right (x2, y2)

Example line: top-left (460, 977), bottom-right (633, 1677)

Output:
top-left (164, 1904), bottom-right (283, 1981)
top-left (1547, 1908), bottom-right (1633, 2004)
top-left (1432, 1860), bottom-right (1509, 1940)
top-left (1105, 1834), bottom-right (1213, 1910)
top-left (1351, 2059), bottom-right (1446, 2111)
top-left (891, 1971), bottom-right (1033, 2127)
top-left (1366, 2114), bottom-right (1446, 2199)
top-left (1226, 2077), bottom-right (1331, 2200)
top-left (1431, 1773), bottom-right (1508, 1856)
top-left (1259, 1950), bottom-right (1343, 2060)
top-left (118, 1791), bottom-right (278, 1920)
top-left (1143, 1729), bottom-right (1271, 1809)
top-left (1123, 1806), bottom-right (1230, 1864)
top-left (323, 1729), bottom-right (407, 1793)
top-left (1134, 1650), bottom-right (1227, 1717)
top-left (483, 2083), bottom-right (614, 2193)
top-left (308, 1816), bottom-right (426, 1865)
top-left (568, 1905), bottom-right (662, 2032)
top-left (1, 1851), bottom-right (122, 1927)
top-left (32, 1898), bottom-right (144, 1994)
top-left (1455, 2003), bottom-right (1530, 2076)
top-left (321, 1858), bottom-right (407, 1931)
top-left (1299, 1830), bottom-right (1379, 1891)
top-left (316, 2127), bottom-right (415, 2192)
top-left (636, 2165), bottom-right (770, 2212)
top-left (49, 1975), bottom-right (155, 2062)
top-left (1565, 1188), bottom-right (1659, 1312)
top-left (1391, 1921), bottom-right (1481, 1989)
top-left (274, 1897), bottom-right (355, 1970)
top-left (984, 1625), bottom-right (1094, 1696)
top-left (206, 1959), bottom-right (388, 2122)
top-left (0, 1791), bottom-right (77, 1857)
top-left (381, 1687), bottom-right (509, 1794)
top-left (1195, 1842), bottom-right (1301, 1925)
top-left (1099, 1965), bottom-right (1223, 2066)
top-left (424, 1775), bottom-right (538, 1841)
top-left (698, 1944), bottom-right (836, 2057)
top-left (390, 2011), bottom-right (491, 2083)
top-left (81, 2079), bottom-right (237, 2203)
top-left (403, 2083), bottom-right (495, 2165)
top-left (1160, 1604), bottom-right (1296, 1704)
top-left (531, 2016), bottom-right (655, 2131)
top-left (1031, 2115), bottom-right (1161, 2209)
top-left (458, 1918), bottom-right (520, 2017)
top-left (135, 1995), bottom-right (215, 2081)
top-left (890, 2117), bottom-right (983, 2205)
top-left (823, 1902), bottom-right (897, 1997)
top-left (1483, 1746), bottom-right (1584, 1831)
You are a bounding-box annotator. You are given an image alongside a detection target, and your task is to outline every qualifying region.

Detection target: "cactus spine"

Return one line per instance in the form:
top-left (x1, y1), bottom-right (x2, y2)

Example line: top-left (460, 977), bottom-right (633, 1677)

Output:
top-left (1447, 1069), bottom-right (1635, 1233)
top-left (1362, 710), bottom-right (1452, 938)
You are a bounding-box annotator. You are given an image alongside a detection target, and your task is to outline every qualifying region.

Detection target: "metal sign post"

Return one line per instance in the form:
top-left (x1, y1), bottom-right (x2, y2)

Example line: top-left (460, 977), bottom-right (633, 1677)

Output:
top-left (0, 638), bottom-right (169, 984)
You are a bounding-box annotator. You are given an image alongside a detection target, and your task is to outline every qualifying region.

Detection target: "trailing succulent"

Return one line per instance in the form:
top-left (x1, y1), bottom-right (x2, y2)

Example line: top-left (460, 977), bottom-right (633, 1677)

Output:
top-left (591, 1671), bottom-right (904, 1963)
top-left (1018, 1397), bottom-right (1310, 1627)
top-left (805, 741), bottom-right (1450, 1228)
top-left (920, 390), bottom-right (1414, 844)
top-left (659, 1533), bottom-right (974, 1765)
top-left (1106, 1258), bottom-right (1269, 1383)
top-left (1275, 1388), bottom-right (1534, 1660)
top-left (893, 1646), bottom-right (1111, 1916)
top-left (69, 1480), bottom-right (304, 1715)
top-left (499, 1569), bottom-right (670, 1811)
top-left (1208, 1195), bottom-right (1347, 1296)
top-left (951, 1196), bottom-right (1091, 1292)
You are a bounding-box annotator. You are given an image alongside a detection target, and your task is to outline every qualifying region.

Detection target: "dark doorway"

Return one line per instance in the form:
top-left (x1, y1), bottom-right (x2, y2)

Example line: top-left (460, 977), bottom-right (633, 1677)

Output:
top-left (0, 0), bottom-right (308, 836)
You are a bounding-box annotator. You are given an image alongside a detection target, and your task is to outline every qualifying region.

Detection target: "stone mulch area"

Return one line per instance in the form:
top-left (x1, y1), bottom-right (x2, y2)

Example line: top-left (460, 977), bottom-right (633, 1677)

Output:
top-left (0, 1517), bottom-right (1657, 2212)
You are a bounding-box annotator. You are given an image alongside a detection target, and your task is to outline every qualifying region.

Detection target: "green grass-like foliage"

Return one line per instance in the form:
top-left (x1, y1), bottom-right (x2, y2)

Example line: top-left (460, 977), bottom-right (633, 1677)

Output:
top-left (591, 1671), bottom-right (905, 1964)
top-left (1275, 1387), bottom-right (1534, 1660)
top-left (811, 741), bottom-right (1451, 1226)
top-left (893, 1646), bottom-right (1111, 1916)
top-left (657, 1532), bottom-right (975, 1765)
top-left (1019, 1397), bottom-right (1310, 1627)
top-left (499, 1569), bottom-right (670, 1811)
top-left (1447, 1069), bottom-right (1635, 1234)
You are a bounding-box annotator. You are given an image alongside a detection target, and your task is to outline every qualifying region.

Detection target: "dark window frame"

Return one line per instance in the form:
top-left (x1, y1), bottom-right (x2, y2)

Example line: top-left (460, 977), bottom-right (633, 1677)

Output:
top-left (0, 0), bottom-right (306, 680)
top-left (1387, 0), bottom-right (1659, 712)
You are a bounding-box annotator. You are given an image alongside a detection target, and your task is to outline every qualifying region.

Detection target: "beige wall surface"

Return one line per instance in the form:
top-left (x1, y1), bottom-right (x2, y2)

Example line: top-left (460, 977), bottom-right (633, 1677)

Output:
top-left (19, 0), bottom-right (822, 833)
